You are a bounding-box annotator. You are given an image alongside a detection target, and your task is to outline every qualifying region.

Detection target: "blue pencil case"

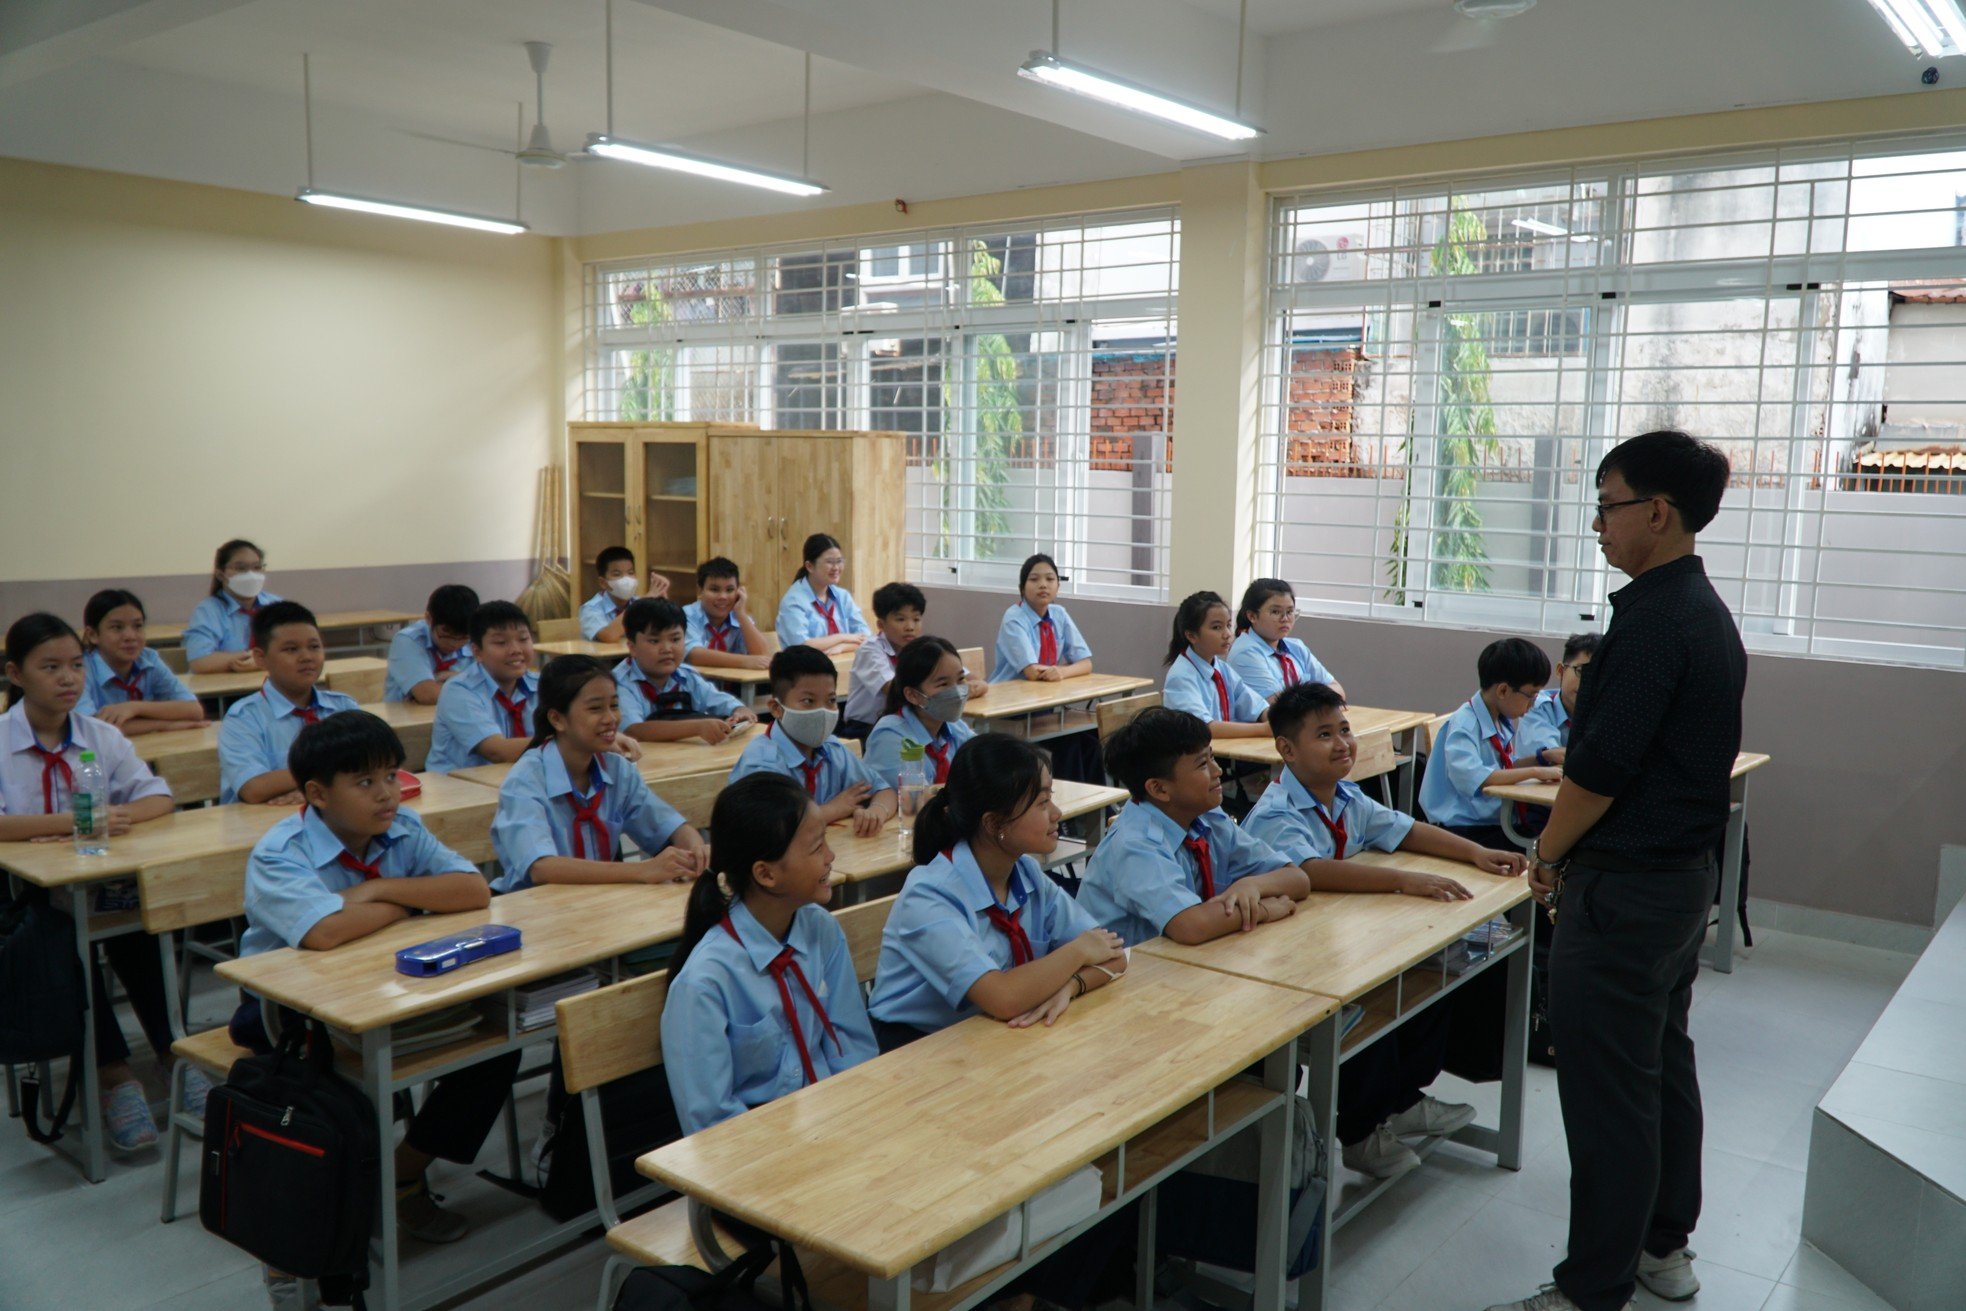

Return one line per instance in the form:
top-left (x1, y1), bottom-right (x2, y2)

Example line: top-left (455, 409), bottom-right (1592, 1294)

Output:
top-left (395, 924), bottom-right (522, 977)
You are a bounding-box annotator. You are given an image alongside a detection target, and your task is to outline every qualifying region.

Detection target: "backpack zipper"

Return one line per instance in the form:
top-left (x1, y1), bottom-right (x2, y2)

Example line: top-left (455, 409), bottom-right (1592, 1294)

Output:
top-left (240, 1120), bottom-right (327, 1158)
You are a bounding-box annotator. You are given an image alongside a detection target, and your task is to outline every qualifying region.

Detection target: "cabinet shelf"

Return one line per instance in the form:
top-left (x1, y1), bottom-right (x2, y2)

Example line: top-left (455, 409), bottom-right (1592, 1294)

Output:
top-left (645, 494), bottom-right (697, 504)
top-left (582, 491), bottom-right (625, 501)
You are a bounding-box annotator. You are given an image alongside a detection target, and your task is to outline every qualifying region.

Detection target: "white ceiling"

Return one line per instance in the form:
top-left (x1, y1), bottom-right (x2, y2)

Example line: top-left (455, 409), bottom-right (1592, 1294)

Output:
top-left (0, 0), bottom-right (1956, 237)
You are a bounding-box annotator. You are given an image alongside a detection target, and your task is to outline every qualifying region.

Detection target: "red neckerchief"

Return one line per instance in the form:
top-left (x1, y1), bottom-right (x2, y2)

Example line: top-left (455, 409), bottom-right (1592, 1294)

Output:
top-left (719, 915), bottom-right (839, 1086)
top-left (1273, 640), bottom-right (1300, 688)
top-left (27, 731), bottom-right (75, 815)
top-left (494, 688), bottom-right (529, 737)
top-left (1036, 613), bottom-right (1057, 666)
top-left (811, 592), bottom-right (840, 635)
top-left (337, 850), bottom-right (383, 881)
top-left (1181, 824), bottom-right (1217, 899)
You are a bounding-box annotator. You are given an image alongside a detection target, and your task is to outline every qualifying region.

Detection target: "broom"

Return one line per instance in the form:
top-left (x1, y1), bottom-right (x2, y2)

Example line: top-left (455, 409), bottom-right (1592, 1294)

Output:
top-left (516, 465), bottom-right (572, 623)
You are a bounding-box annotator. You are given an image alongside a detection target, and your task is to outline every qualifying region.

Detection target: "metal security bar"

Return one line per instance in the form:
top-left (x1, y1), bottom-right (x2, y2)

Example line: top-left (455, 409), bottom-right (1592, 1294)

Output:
top-left (1259, 135), bottom-right (1966, 669)
top-left (585, 210), bottom-right (1180, 602)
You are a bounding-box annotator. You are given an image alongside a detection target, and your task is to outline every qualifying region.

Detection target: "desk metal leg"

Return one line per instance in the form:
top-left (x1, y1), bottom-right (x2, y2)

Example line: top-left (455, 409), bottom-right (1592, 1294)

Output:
top-left (1498, 803), bottom-right (1535, 851)
top-left (1496, 903), bottom-right (1532, 1170)
top-left (1707, 777), bottom-right (1749, 975)
top-left (1396, 728), bottom-right (1417, 815)
top-left (1253, 1038), bottom-right (1296, 1311)
top-left (867, 1271), bottom-right (911, 1311)
top-left (67, 886), bottom-right (107, 1183)
top-left (364, 1028), bottom-right (400, 1311)
top-left (1298, 1015), bottom-right (1340, 1311)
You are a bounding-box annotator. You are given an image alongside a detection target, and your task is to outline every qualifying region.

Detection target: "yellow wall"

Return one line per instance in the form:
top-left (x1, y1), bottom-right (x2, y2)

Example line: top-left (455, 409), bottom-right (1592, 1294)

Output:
top-left (0, 157), bottom-right (561, 583)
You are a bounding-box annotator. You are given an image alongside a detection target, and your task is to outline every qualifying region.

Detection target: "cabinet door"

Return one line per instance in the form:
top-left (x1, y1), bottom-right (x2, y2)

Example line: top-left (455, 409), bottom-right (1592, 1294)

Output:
top-left (775, 435), bottom-right (859, 593)
top-left (707, 436), bottom-right (782, 606)
top-left (573, 435), bottom-right (632, 593)
top-left (638, 432), bottom-right (706, 602)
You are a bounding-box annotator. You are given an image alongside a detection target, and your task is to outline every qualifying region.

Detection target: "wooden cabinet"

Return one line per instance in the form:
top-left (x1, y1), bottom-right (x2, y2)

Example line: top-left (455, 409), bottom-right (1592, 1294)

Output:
top-left (569, 422), bottom-right (711, 604)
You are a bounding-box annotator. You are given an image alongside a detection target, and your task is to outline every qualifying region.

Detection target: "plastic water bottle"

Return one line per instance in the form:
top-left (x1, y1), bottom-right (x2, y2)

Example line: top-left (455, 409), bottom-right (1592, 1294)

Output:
top-left (896, 740), bottom-right (931, 842)
top-left (72, 750), bottom-right (110, 857)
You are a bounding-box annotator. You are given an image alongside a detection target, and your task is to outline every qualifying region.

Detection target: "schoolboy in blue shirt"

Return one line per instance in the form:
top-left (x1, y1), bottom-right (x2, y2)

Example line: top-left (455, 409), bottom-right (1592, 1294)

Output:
top-left (614, 598), bottom-right (755, 744)
top-left (76, 588), bottom-right (203, 733)
top-left (1518, 632), bottom-right (1596, 767)
top-left (579, 545), bottom-right (668, 642)
top-left (386, 584), bottom-right (479, 704)
top-left (427, 601), bottom-right (542, 773)
top-left (218, 602), bottom-right (360, 804)
top-left (1418, 636), bottom-right (1562, 850)
top-left (683, 557), bottom-right (770, 671)
top-left (233, 712), bottom-right (512, 1246)
top-left (727, 645), bottom-right (896, 836)
top-left (1079, 707), bottom-right (1309, 946)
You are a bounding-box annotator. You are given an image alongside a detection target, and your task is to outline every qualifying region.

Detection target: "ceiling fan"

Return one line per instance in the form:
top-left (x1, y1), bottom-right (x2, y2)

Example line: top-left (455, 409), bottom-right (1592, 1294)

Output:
top-left (396, 40), bottom-right (574, 168)
top-left (1429, 0), bottom-right (1538, 54)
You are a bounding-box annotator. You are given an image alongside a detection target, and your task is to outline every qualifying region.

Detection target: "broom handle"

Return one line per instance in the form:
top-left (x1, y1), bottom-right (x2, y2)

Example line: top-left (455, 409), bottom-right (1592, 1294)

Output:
top-left (534, 467), bottom-right (548, 570)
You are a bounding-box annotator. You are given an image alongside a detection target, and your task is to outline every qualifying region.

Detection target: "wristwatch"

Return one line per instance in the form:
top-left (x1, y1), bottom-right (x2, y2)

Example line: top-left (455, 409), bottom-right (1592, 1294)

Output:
top-left (1531, 841), bottom-right (1571, 873)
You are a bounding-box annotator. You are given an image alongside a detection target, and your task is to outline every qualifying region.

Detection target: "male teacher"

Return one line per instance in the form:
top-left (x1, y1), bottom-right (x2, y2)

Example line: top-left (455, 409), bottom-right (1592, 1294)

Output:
top-left (1487, 431), bottom-right (1746, 1311)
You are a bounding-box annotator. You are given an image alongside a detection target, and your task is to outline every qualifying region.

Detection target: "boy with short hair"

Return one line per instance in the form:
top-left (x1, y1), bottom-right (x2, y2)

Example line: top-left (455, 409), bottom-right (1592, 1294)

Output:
top-left (1418, 637), bottom-right (1562, 849)
top-left (1518, 632), bottom-right (1597, 767)
top-left (218, 601), bottom-right (360, 804)
top-left (427, 601), bottom-right (540, 772)
top-left (579, 546), bottom-right (669, 642)
top-left (844, 581), bottom-right (987, 735)
top-left (386, 584), bottom-right (480, 704)
top-left (616, 598), bottom-right (757, 744)
top-left (1079, 706), bottom-right (1309, 947)
top-left (727, 645), bottom-right (896, 836)
top-left (683, 557), bottom-right (769, 671)
top-left (234, 712), bottom-right (515, 1250)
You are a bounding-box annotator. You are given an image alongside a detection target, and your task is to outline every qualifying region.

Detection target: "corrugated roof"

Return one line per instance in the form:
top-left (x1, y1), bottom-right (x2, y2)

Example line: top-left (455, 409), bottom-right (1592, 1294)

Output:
top-left (1889, 281), bottom-right (1966, 304)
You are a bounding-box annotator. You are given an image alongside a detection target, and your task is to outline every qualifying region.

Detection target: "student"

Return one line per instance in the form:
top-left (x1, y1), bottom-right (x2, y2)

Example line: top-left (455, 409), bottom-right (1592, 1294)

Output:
top-left (385, 584), bottom-right (479, 704)
top-left (866, 734), bottom-right (1126, 1047)
top-left (579, 545), bottom-right (668, 643)
top-left (1227, 578), bottom-right (1344, 703)
top-left (185, 538), bottom-right (284, 672)
top-left (862, 636), bottom-right (977, 789)
top-left (428, 602), bottom-right (551, 773)
top-left (989, 553), bottom-right (1091, 683)
top-left (1, 613), bottom-right (184, 1153)
top-left (218, 602), bottom-right (360, 805)
top-left (1418, 637), bottom-right (1562, 849)
top-left (233, 711), bottom-right (516, 1247)
top-left (76, 589), bottom-right (204, 735)
top-left (1518, 632), bottom-right (1597, 767)
top-left (1162, 590), bottom-right (1271, 740)
top-left (845, 582), bottom-right (987, 737)
top-left (660, 774), bottom-right (879, 1133)
top-left (1079, 707), bottom-right (1310, 946)
top-left (489, 655), bottom-right (707, 892)
top-left (774, 532), bottom-right (869, 653)
top-left (615, 598), bottom-right (756, 745)
top-left (683, 557), bottom-right (769, 672)
top-left (1245, 682), bottom-right (1526, 1177)
top-left (727, 645), bottom-right (896, 836)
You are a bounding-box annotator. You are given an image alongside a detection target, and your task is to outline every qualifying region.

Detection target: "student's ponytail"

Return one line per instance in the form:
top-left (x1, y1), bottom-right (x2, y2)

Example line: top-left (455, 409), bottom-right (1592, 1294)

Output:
top-left (527, 654), bottom-right (613, 750)
top-left (668, 774), bottom-right (813, 978)
top-left (1164, 590), bottom-right (1225, 667)
top-left (909, 735), bottom-right (1050, 866)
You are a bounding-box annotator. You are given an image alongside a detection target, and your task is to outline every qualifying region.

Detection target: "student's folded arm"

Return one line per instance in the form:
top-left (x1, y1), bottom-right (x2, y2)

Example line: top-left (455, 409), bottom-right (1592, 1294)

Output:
top-left (120, 795), bottom-right (176, 825)
top-left (1303, 854), bottom-right (1400, 893)
top-left (1160, 901), bottom-right (1247, 945)
top-left (964, 950), bottom-right (1091, 1020)
top-left (526, 855), bottom-right (638, 885)
top-left (408, 679), bottom-right (442, 705)
top-left (1400, 821), bottom-right (1486, 863)
top-left (626, 717), bottom-right (705, 743)
top-left (363, 873), bottom-right (489, 913)
top-left (473, 734), bottom-right (532, 764)
top-left (1209, 719), bottom-right (1273, 739)
top-left (299, 901), bottom-right (410, 950)
top-left (1057, 658), bottom-right (1093, 678)
top-left (1254, 864), bottom-right (1312, 899)
top-left (0, 812), bottom-right (76, 841)
top-left (862, 786), bottom-right (898, 820)
top-left (238, 770), bottom-right (300, 804)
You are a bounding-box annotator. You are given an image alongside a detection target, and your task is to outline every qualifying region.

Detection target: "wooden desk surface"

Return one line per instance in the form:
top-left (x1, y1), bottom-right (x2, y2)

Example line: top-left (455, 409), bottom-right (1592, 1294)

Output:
top-left (700, 652), bottom-right (857, 688)
top-left (129, 722), bottom-right (221, 763)
top-left (184, 656), bottom-right (388, 701)
top-left (536, 639), bottom-right (623, 660)
top-left (218, 881), bottom-right (692, 1033)
top-left (1210, 704), bottom-right (1436, 768)
top-left (826, 779), bottom-right (1126, 885)
top-left (637, 950), bottom-right (1333, 1278)
top-left (1137, 851), bottom-right (1529, 1002)
top-left (149, 611), bottom-right (417, 648)
top-left (448, 722), bottom-right (767, 792)
top-left (0, 771), bottom-right (493, 889)
top-left (963, 673), bottom-right (1154, 721)
top-left (1483, 749), bottom-right (1771, 808)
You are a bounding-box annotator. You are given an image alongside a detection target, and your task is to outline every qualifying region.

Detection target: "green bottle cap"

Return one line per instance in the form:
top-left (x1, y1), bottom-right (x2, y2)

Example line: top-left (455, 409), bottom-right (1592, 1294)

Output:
top-left (79, 751), bottom-right (97, 763)
top-left (899, 740), bottom-right (926, 762)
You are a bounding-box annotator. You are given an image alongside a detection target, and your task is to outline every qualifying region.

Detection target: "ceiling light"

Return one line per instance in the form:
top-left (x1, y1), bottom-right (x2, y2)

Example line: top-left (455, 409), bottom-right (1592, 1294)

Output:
top-left (1511, 216), bottom-right (1569, 236)
top-left (584, 136), bottom-right (828, 196)
top-left (1455, 0), bottom-right (1538, 17)
top-left (1017, 51), bottom-right (1262, 141)
top-left (296, 189), bottom-right (529, 234)
top-left (1865, 0), bottom-right (1966, 56)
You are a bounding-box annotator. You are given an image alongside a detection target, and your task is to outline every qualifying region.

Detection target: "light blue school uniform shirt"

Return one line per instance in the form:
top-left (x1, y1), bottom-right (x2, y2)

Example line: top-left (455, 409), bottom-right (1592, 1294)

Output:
top-left (683, 602), bottom-right (749, 658)
top-left (579, 589), bottom-right (631, 641)
top-left (1516, 688), bottom-right (1572, 763)
top-left (488, 744), bottom-right (689, 892)
top-left (1243, 771), bottom-right (1414, 864)
top-left (0, 705), bottom-right (172, 911)
top-left (78, 648), bottom-right (196, 716)
top-left (661, 899), bottom-right (878, 1135)
top-left (427, 662), bottom-right (539, 773)
top-left (989, 600), bottom-right (1091, 683)
top-left (217, 683), bottom-right (361, 804)
top-left (183, 590), bottom-right (286, 661)
top-left (1226, 631), bottom-right (1336, 703)
top-left (1419, 695), bottom-right (1517, 830)
top-left (384, 621), bottom-right (472, 701)
top-left (1163, 648), bottom-right (1268, 725)
top-left (774, 577), bottom-right (869, 646)
top-left (862, 707), bottom-right (976, 790)
top-left (240, 807), bottom-right (476, 958)
top-left (612, 657), bottom-right (742, 728)
top-left (1079, 801), bottom-right (1289, 947)
top-left (725, 725), bottom-right (885, 806)
top-left (866, 842), bottom-right (1100, 1033)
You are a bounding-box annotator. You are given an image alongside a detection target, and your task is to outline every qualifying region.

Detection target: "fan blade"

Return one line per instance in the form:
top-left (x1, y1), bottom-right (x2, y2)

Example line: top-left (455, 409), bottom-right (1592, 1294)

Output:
top-left (1428, 14), bottom-right (1509, 54)
top-left (393, 127), bottom-right (519, 157)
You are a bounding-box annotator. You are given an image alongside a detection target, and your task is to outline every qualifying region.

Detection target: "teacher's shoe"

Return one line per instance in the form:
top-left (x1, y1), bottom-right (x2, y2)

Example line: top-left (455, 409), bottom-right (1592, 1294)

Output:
top-left (1637, 1247), bottom-right (1700, 1300)
top-left (1483, 1285), bottom-right (1634, 1311)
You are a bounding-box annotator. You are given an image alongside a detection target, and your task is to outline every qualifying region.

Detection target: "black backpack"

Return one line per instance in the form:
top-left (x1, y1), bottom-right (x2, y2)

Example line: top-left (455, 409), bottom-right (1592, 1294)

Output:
top-left (201, 1021), bottom-right (380, 1307)
top-left (540, 1065), bottom-right (684, 1221)
top-left (0, 890), bottom-right (87, 1144)
top-left (614, 1239), bottom-right (812, 1311)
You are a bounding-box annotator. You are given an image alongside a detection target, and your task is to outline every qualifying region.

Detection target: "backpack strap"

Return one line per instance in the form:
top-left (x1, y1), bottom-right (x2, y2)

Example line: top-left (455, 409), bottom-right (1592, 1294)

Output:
top-left (19, 1060), bottom-right (80, 1145)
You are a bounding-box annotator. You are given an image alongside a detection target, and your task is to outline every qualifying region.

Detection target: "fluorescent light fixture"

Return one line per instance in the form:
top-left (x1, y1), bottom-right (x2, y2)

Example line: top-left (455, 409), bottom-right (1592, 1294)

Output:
top-left (1864, 0), bottom-right (1966, 56)
top-left (1017, 51), bottom-right (1262, 141)
top-left (1511, 216), bottom-right (1569, 236)
top-left (585, 135), bottom-right (828, 196)
top-left (295, 188), bottom-right (528, 234)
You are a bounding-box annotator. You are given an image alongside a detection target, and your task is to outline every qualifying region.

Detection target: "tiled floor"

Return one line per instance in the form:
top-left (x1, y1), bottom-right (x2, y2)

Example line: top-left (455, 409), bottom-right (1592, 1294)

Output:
top-left (0, 928), bottom-right (1918, 1311)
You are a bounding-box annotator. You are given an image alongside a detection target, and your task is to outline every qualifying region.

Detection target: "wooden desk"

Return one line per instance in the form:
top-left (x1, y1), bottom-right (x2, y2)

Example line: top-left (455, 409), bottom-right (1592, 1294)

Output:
top-left (639, 951), bottom-right (1330, 1311)
top-left (358, 699), bottom-right (439, 772)
top-left (184, 656), bottom-right (392, 706)
top-left (962, 673), bottom-right (1154, 743)
top-left (826, 779), bottom-right (1126, 894)
top-left (1484, 750), bottom-right (1769, 974)
top-left (1212, 705), bottom-right (1436, 812)
top-left (536, 639), bottom-right (623, 660)
top-left (126, 701), bottom-right (439, 805)
top-left (700, 651), bottom-right (858, 706)
top-left (149, 610), bottom-right (417, 654)
top-left (448, 722), bottom-right (767, 792)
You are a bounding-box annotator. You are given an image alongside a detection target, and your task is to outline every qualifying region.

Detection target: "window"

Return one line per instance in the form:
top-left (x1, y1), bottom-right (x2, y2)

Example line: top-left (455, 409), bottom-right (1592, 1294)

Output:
top-left (586, 209), bottom-right (1179, 601)
top-left (1261, 138), bottom-right (1966, 668)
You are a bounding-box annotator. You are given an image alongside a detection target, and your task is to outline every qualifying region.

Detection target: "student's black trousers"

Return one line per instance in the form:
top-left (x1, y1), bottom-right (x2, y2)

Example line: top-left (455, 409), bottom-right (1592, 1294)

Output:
top-left (1547, 860), bottom-right (1714, 1311)
top-left (1337, 1000), bottom-right (1452, 1145)
top-left (92, 933), bottom-right (176, 1068)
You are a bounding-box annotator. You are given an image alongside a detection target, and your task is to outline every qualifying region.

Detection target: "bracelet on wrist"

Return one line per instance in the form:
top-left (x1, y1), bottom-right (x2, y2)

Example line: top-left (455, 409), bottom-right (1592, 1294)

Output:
top-left (1071, 971), bottom-right (1088, 999)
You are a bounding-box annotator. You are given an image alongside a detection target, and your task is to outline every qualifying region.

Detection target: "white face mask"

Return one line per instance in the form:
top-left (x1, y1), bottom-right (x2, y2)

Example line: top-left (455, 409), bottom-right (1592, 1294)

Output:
top-left (776, 704), bottom-right (839, 749)
top-left (607, 575), bottom-right (640, 601)
top-left (228, 571), bottom-right (267, 601)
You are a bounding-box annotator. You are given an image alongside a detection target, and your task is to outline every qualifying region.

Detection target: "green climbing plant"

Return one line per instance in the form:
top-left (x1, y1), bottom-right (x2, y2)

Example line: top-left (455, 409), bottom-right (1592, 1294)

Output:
top-left (617, 281), bottom-right (676, 422)
top-left (932, 240), bottom-right (1017, 560)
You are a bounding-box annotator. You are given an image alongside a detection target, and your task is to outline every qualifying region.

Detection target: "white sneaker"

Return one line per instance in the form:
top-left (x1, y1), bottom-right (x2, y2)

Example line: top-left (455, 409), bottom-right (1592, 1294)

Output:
top-left (1483, 1284), bottom-right (1634, 1311)
top-left (1636, 1247), bottom-right (1700, 1301)
top-left (1386, 1094), bottom-right (1477, 1139)
top-left (1341, 1123), bottom-right (1422, 1179)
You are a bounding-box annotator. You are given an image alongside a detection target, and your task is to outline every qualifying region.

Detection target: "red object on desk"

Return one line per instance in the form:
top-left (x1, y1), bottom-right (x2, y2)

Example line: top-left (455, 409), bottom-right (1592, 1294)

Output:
top-left (396, 770), bottom-right (422, 799)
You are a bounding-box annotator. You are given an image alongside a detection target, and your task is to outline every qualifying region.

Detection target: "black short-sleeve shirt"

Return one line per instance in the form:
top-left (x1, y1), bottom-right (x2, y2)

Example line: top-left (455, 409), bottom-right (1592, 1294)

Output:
top-left (1565, 555), bottom-right (1747, 864)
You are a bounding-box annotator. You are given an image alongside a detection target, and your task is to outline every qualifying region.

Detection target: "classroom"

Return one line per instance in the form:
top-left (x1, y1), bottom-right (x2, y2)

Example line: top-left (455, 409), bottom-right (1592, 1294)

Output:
top-left (2, 3), bottom-right (1964, 1310)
